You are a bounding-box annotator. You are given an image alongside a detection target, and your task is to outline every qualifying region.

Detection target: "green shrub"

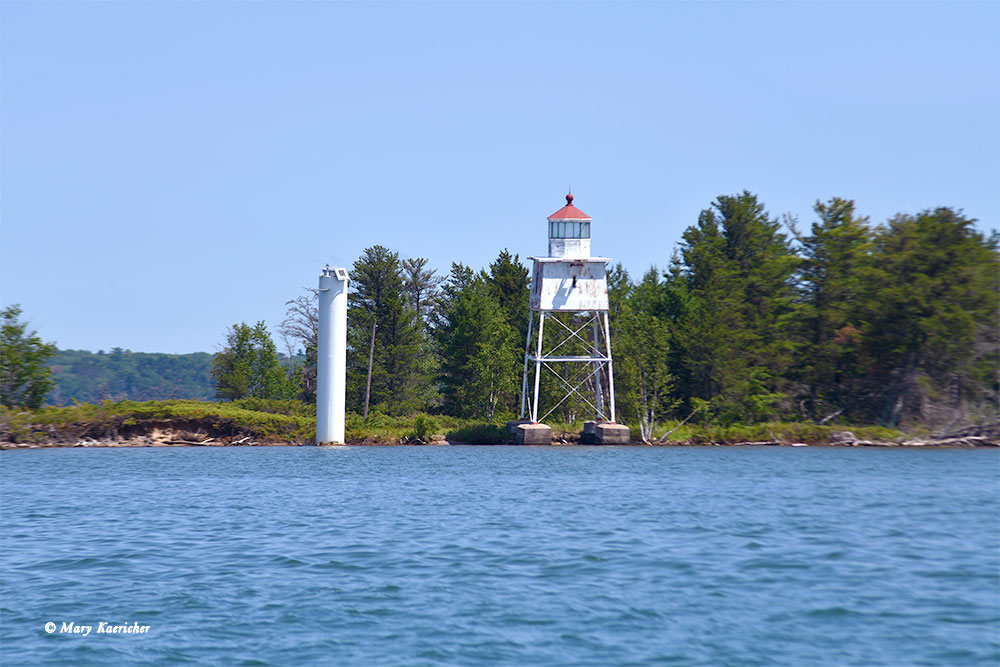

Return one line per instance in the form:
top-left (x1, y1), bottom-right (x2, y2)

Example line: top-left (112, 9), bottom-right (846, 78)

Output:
top-left (446, 422), bottom-right (511, 444)
top-left (232, 397), bottom-right (314, 417)
top-left (412, 414), bottom-right (438, 440)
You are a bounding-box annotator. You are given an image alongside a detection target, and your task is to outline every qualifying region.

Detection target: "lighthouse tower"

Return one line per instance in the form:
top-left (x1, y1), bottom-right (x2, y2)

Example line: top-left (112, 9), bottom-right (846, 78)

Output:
top-left (513, 194), bottom-right (631, 445)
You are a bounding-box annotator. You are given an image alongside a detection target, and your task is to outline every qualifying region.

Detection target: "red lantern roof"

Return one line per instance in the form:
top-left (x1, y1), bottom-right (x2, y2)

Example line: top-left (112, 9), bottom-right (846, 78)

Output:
top-left (547, 193), bottom-right (592, 221)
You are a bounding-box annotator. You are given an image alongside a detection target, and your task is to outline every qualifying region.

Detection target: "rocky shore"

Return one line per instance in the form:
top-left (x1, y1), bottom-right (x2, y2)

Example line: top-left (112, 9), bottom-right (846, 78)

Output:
top-left (1, 425), bottom-right (995, 450)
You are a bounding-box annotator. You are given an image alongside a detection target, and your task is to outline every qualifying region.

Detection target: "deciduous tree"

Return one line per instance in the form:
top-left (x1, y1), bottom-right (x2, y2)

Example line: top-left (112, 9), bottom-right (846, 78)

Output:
top-left (279, 289), bottom-right (319, 402)
top-left (613, 270), bottom-right (676, 441)
top-left (1, 305), bottom-right (57, 409)
top-left (212, 321), bottom-right (294, 401)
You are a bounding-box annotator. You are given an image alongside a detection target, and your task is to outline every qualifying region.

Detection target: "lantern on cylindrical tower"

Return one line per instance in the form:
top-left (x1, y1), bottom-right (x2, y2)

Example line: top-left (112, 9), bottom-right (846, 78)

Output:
top-left (511, 194), bottom-right (630, 445)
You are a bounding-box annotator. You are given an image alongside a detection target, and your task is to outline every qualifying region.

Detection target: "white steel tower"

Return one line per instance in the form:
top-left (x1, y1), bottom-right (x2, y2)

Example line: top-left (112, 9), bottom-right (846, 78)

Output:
top-left (515, 194), bottom-right (630, 445)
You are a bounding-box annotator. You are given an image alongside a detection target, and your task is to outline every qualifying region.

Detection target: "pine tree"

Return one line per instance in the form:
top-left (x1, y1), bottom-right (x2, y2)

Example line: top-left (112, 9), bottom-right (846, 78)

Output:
top-left (484, 250), bottom-right (530, 416)
top-left (861, 208), bottom-right (998, 426)
top-left (670, 191), bottom-right (798, 423)
top-left (791, 198), bottom-right (872, 421)
top-left (402, 257), bottom-right (442, 327)
top-left (347, 246), bottom-right (428, 415)
top-left (436, 273), bottom-right (519, 419)
top-left (485, 249), bottom-right (530, 337)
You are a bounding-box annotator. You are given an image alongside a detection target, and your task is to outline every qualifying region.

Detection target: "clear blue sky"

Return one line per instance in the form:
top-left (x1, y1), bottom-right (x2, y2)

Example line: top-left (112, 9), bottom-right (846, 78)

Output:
top-left (2, 1), bottom-right (997, 354)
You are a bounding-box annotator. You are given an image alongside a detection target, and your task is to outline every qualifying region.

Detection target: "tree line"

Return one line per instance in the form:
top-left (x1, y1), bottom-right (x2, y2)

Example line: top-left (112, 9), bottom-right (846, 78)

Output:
top-left (216, 191), bottom-right (995, 433)
top-left (47, 348), bottom-right (217, 405)
top-left (5, 191), bottom-right (995, 435)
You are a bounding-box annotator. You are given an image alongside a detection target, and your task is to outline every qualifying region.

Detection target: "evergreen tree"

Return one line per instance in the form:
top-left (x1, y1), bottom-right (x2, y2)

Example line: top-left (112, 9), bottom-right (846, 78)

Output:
top-left (791, 198), bottom-right (873, 421)
top-left (430, 263), bottom-right (475, 331)
top-left (1, 305), bottom-right (57, 409)
top-left (212, 321), bottom-right (294, 400)
top-left (402, 257), bottom-right (442, 327)
top-left (485, 249), bottom-right (530, 336)
top-left (347, 246), bottom-right (428, 415)
top-left (436, 272), bottom-right (519, 419)
top-left (670, 191), bottom-right (798, 423)
top-left (484, 250), bottom-right (530, 415)
top-left (861, 208), bottom-right (998, 426)
top-left (401, 257), bottom-right (443, 410)
top-left (607, 263), bottom-right (633, 322)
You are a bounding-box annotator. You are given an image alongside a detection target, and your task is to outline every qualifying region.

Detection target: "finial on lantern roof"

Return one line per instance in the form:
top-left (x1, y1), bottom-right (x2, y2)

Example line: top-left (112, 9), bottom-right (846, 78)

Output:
top-left (548, 192), bottom-right (591, 221)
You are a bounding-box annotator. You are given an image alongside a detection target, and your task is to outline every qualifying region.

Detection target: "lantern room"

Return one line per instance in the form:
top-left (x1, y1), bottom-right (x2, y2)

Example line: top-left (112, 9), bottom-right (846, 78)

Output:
top-left (547, 193), bottom-right (592, 259)
top-left (531, 194), bottom-right (609, 312)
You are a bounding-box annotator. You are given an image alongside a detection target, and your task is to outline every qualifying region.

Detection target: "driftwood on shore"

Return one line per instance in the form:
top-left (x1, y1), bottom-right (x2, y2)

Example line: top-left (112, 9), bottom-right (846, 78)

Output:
top-left (2, 433), bottom-right (996, 450)
top-left (824, 428), bottom-right (998, 448)
top-left (2, 418), bottom-right (997, 449)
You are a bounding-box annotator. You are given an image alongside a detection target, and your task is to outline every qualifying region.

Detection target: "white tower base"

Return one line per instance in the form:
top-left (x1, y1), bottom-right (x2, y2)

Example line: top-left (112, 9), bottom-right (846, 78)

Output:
top-left (316, 267), bottom-right (349, 444)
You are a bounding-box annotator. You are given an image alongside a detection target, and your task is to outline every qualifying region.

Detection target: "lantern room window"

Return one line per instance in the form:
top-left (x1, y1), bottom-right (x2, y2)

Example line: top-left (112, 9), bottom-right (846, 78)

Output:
top-left (548, 220), bottom-right (591, 239)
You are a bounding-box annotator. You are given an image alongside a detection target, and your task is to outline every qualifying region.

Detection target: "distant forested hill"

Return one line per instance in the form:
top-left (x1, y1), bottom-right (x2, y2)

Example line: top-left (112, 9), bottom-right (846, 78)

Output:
top-left (47, 348), bottom-right (217, 405)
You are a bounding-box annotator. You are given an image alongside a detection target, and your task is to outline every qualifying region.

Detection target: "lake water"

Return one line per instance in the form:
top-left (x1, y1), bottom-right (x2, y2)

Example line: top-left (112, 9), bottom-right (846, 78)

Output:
top-left (1, 446), bottom-right (997, 666)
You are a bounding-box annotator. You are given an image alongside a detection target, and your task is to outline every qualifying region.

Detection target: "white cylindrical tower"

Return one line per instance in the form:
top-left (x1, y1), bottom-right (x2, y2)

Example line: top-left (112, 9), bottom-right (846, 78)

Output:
top-left (316, 266), bottom-right (349, 444)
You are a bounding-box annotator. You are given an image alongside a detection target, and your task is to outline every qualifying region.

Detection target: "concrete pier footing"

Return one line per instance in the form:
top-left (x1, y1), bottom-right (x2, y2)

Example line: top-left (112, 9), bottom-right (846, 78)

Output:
top-left (582, 421), bottom-right (631, 445)
top-left (507, 421), bottom-right (552, 445)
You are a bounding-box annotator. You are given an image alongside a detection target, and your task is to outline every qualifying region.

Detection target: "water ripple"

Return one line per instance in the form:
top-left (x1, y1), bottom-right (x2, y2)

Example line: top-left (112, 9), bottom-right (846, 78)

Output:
top-left (1, 446), bottom-right (997, 666)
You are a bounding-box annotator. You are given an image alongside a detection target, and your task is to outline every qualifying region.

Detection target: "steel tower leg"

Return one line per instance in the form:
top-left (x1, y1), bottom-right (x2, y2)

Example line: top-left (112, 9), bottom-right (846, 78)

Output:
top-left (602, 311), bottom-right (617, 423)
top-left (531, 312), bottom-right (545, 422)
top-left (519, 310), bottom-right (534, 420)
top-left (592, 316), bottom-right (605, 420)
